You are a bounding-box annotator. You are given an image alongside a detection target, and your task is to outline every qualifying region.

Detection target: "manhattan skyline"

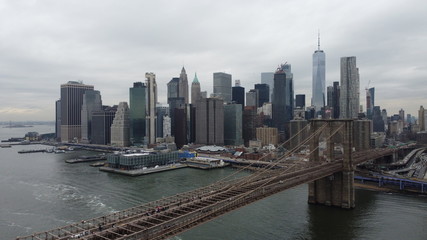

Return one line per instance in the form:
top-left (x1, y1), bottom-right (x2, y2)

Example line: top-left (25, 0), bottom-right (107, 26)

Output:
top-left (0, 0), bottom-right (426, 121)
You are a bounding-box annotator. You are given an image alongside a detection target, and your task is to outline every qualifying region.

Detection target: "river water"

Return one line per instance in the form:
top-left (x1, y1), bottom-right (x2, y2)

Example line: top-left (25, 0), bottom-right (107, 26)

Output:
top-left (0, 124), bottom-right (426, 240)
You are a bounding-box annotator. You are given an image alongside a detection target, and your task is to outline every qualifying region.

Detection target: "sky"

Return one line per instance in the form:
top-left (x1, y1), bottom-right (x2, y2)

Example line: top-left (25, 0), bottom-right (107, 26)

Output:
top-left (0, 0), bottom-right (426, 121)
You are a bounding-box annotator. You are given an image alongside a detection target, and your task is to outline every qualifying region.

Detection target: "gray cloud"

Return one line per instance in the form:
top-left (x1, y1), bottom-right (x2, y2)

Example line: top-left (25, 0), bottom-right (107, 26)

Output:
top-left (0, 0), bottom-right (426, 121)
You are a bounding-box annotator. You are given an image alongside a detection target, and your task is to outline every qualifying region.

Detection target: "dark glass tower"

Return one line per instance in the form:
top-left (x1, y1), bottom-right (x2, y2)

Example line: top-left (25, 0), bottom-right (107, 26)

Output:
top-left (255, 83), bottom-right (270, 107)
top-left (129, 82), bottom-right (146, 145)
top-left (295, 94), bottom-right (305, 109)
top-left (272, 64), bottom-right (293, 135)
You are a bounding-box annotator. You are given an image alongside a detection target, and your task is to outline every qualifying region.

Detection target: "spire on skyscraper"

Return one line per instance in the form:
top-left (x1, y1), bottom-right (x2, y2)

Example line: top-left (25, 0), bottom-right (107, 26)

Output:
top-left (318, 30), bottom-right (320, 50)
top-left (193, 72), bottom-right (199, 83)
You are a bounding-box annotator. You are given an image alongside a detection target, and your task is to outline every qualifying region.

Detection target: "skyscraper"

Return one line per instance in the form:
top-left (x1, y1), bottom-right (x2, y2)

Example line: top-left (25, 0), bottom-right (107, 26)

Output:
top-left (129, 82), bottom-right (146, 145)
top-left (419, 106), bottom-right (425, 131)
top-left (191, 73), bottom-right (201, 105)
top-left (55, 99), bottom-right (61, 141)
top-left (195, 98), bottom-right (224, 145)
top-left (111, 102), bottom-right (130, 147)
top-left (255, 83), bottom-right (269, 107)
top-left (366, 87), bottom-right (375, 119)
top-left (339, 57), bottom-right (359, 119)
top-left (91, 105), bottom-right (117, 145)
top-left (372, 106), bottom-right (385, 132)
top-left (81, 90), bottom-right (102, 143)
top-left (224, 104), bottom-right (243, 146)
top-left (60, 81), bottom-right (94, 142)
top-left (213, 72), bottom-right (232, 103)
top-left (246, 89), bottom-right (259, 107)
top-left (156, 104), bottom-right (169, 138)
top-left (272, 64), bottom-right (294, 134)
top-left (145, 72), bottom-right (157, 145)
top-left (179, 67), bottom-right (189, 104)
top-left (167, 78), bottom-right (180, 103)
top-left (312, 34), bottom-right (326, 112)
top-left (295, 94), bottom-right (305, 109)
top-left (261, 72), bottom-right (274, 100)
top-left (332, 81), bottom-right (340, 119)
top-left (232, 80), bottom-right (245, 107)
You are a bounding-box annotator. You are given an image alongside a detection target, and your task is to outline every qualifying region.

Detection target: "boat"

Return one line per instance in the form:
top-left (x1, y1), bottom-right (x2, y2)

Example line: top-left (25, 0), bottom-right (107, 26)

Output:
top-left (54, 150), bottom-right (66, 154)
top-left (0, 144), bottom-right (12, 148)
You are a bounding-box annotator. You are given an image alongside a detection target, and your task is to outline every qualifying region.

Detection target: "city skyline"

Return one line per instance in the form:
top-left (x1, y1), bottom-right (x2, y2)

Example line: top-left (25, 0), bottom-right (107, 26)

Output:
top-left (0, 1), bottom-right (426, 121)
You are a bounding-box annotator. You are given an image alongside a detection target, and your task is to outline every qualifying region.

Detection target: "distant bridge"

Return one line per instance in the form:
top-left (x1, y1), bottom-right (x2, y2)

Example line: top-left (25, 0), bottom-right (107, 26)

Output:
top-left (16, 120), bottom-right (401, 240)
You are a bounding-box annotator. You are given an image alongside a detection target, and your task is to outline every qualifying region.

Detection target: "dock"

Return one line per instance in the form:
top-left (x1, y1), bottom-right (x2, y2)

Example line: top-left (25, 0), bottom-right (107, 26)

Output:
top-left (99, 163), bottom-right (187, 176)
top-left (17, 149), bottom-right (46, 154)
top-left (185, 157), bottom-right (230, 169)
top-left (65, 155), bottom-right (107, 164)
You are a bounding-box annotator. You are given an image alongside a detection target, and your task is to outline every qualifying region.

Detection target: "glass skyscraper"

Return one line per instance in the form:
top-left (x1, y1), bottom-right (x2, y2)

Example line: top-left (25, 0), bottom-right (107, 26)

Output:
top-left (312, 35), bottom-right (325, 112)
top-left (129, 82), bottom-right (146, 145)
top-left (213, 72), bottom-right (232, 103)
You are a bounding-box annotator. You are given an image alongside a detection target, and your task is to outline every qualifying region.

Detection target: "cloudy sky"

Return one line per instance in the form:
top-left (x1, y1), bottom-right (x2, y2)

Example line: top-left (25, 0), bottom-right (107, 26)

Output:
top-left (0, 0), bottom-right (426, 121)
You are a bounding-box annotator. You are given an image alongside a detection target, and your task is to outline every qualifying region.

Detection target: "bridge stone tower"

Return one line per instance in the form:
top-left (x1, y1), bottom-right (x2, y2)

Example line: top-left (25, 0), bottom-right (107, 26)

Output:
top-left (308, 119), bottom-right (355, 208)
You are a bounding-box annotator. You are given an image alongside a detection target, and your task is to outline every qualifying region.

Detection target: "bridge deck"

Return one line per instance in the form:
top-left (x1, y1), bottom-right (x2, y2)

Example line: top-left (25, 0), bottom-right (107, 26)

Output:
top-left (16, 149), bottom-right (395, 240)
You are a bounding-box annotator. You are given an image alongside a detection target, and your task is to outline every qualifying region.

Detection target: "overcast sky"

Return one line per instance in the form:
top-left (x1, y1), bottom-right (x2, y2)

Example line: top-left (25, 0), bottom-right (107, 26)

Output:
top-left (0, 0), bottom-right (426, 121)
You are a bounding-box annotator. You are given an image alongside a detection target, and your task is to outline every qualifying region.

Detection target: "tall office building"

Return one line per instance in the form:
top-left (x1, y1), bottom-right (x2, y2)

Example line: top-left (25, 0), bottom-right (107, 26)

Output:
top-left (339, 57), bottom-right (359, 119)
top-left (295, 94), bottom-right (305, 109)
top-left (261, 72), bottom-right (274, 100)
top-left (81, 90), bottom-right (102, 143)
top-left (272, 64), bottom-right (294, 134)
top-left (419, 106), bottom-right (425, 131)
top-left (332, 81), bottom-right (340, 119)
top-left (145, 72), bottom-right (157, 145)
top-left (243, 106), bottom-right (261, 146)
top-left (129, 82), bottom-right (146, 145)
top-left (255, 83), bottom-right (269, 107)
top-left (327, 86), bottom-right (334, 108)
top-left (372, 106), bottom-right (385, 132)
top-left (167, 78), bottom-right (180, 103)
top-left (111, 102), bottom-right (130, 147)
top-left (195, 98), bottom-right (224, 145)
top-left (91, 106), bottom-right (117, 145)
top-left (224, 104), bottom-right (243, 146)
top-left (213, 72), bottom-right (232, 103)
top-left (55, 100), bottom-right (61, 141)
top-left (232, 80), bottom-right (245, 107)
top-left (312, 34), bottom-right (326, 112)
top-left (60, 81), bottom-right (94, 142)
top-left (366, 87), bottom-right (375, 119)
top-left (399, 109), bottom-right (405, 123)
top-left (191, 73), bottom-right (201, 105)
top-left (246, 89), bottom-right (259, 107)
top-left (179, 67), bottom-right (189, 104)
top-left (156, 104), bottom-right (169, 138)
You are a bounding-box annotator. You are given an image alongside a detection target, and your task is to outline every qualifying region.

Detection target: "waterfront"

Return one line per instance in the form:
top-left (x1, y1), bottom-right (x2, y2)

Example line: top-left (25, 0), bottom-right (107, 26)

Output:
top-left (0, 126), bottom-right (426, 239)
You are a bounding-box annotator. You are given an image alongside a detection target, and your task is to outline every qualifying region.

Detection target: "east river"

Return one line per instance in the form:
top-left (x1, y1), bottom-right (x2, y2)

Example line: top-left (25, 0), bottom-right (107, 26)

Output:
top-left (0, 124), bottom-right (426, 239)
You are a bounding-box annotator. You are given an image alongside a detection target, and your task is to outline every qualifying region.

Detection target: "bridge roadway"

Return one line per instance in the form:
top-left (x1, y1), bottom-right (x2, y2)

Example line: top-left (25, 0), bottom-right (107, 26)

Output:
top-left (16, 148), bottom-right (394, 240)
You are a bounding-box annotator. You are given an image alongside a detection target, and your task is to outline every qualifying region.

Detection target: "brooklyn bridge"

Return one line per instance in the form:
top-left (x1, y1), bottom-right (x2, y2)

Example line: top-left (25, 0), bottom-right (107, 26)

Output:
top-left (16, 120), bottom-right (404, 240)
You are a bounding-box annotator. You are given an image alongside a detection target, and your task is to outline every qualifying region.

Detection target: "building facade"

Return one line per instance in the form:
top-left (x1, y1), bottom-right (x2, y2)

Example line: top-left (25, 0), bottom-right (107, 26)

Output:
top-left (224, 104), bottom-right (243, 146)
top-left (145, 72), bottom-right (157, 145)
top-left (339, 56), bottom-right (359, 119)
top-left (312, 36), bottom-right (326, 112)
top-left (272, 64), bottom-right (294, 135)
top-left (213, 72), bottom-right (232, 103)
top-left (179, 67), bottom-right (189, 104)
top-left (191, 73), bottom-right (201, 105)
top-left (261, 72), bottom-right (274, 100)
top-left (246, 89), bottom-right (259, 107)
top-left (60, 81), bottom-right (94, 142)
top-left (111, 102), bottom-right (130, 147)
top-left (81, 90), bottom-right (102, 143)
top-left (195, 98), bottom-right (224, 145)
top-left (232, 81), bottom-right (245, 107)
top-left (254, 83), bottom-right (269, 107)
top-left (129, 82), bottom-right (146, 145)
top-left (91, 106), bottom-right (117, 145)
top-left (256, 127), bottom-right (278, 146)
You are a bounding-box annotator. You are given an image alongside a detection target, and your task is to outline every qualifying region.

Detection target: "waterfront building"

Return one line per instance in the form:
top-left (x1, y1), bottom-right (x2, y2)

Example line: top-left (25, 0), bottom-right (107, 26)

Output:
top-left (246, 89), bottom-right (259, 107)
top-left (156, 104), bottom-right (169, 138)
top-left (55, 99), bottom-right (61, 141)
top-left (213, 72), bottom-right (232, 103)
top-left (107, 151), bottom-right (180, 170)
top-left (191, 73), bottom-right (201, 105)
top-left (254, 83), bottom-right (269, 107)
top-left (195, 98), bottom-right (224, 145)
top-left (272, 63), bottom-right (294, 136)
top-left (167, 78), bottom-right (180, 103)
top-left (60, 81), bottom-right (94, 142)
top-left (179, 67), bottom-right (189, 104)
top-left (91, 106), bottom-right (117, 145)
top-left (312, 34), bottom-right (326, 112)
top-left (339, 56), bottom-right (359, 119)
top-left (295, 94), bottom-right (305, 109)
top-left (81, 90), bottom-right (102, 143)
top-left (111, 102), bottom-right (130, 147)
top-left (232, 80), bottom-right (245, 107)
top-left (146, 72), bottom-right (157, 145)
top-left (256, 127), bottom-right (278, 147)
top-left (224, 104), bottom-right (243, 146)
top-left (129, 82), bottom-right (146, 145)
top-left (261, 72), bottom-right (274, 99)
